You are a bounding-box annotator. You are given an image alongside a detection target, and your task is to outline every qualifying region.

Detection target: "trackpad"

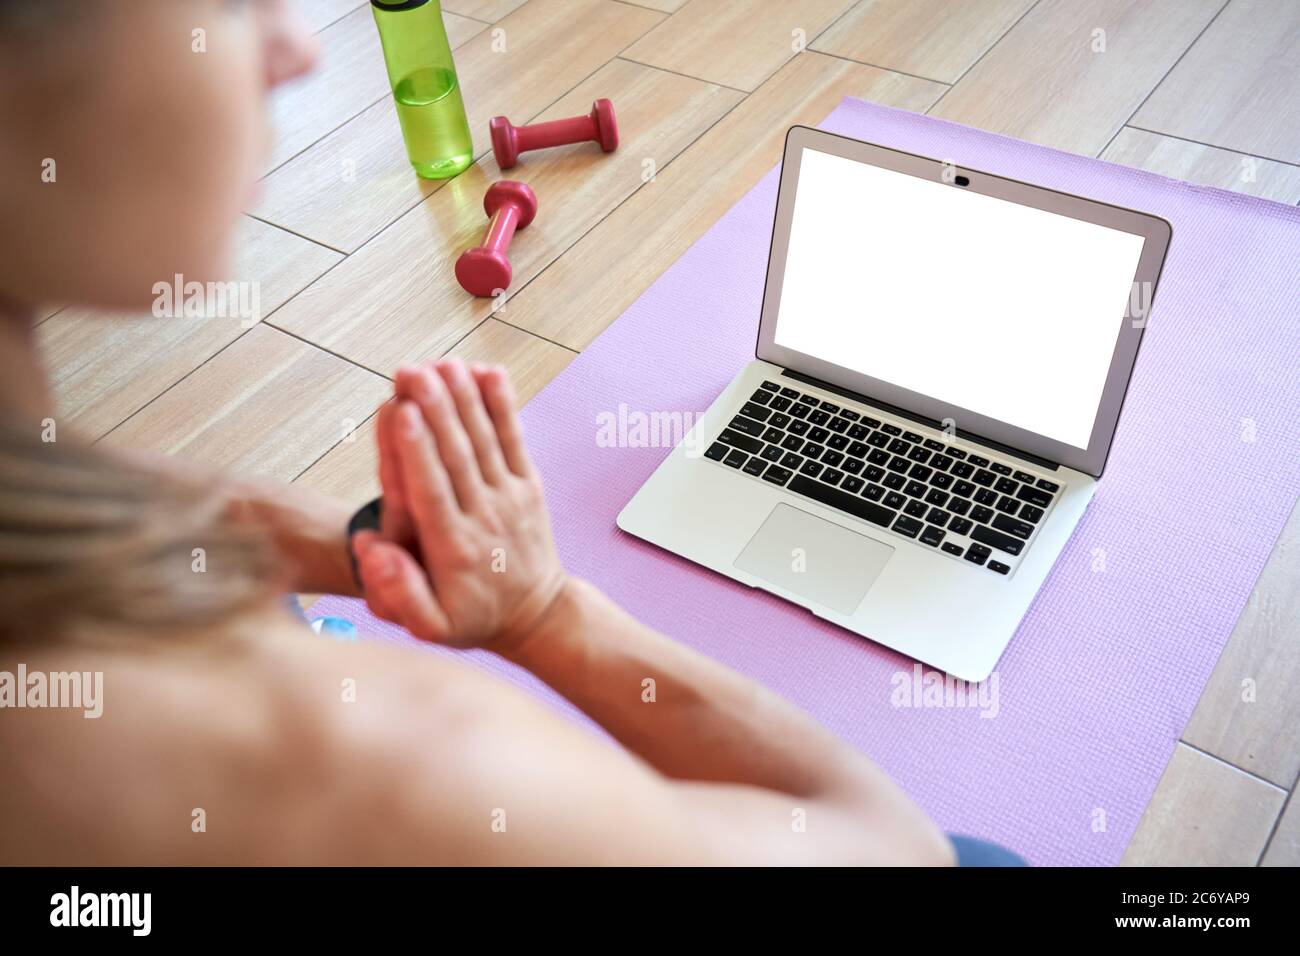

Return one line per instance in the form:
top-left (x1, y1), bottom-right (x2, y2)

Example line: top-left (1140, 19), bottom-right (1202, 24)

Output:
top-left (734, 503), bottom-right (894, 615)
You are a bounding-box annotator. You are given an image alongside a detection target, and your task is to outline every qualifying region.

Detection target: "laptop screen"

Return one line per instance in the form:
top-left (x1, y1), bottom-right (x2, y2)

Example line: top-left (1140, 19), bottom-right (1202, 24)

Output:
top-left (772, 147), bottom-right (1147, 451)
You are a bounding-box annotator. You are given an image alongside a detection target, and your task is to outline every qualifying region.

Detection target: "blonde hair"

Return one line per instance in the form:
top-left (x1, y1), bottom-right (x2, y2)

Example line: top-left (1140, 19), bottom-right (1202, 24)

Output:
top-left (0, 416), bottom-right (281, 646)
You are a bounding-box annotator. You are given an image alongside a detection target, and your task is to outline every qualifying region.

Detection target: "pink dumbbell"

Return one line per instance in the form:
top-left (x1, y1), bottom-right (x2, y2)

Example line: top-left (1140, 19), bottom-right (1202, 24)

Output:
top-left (490, 98), bottom-right (619, 169)
top-left (455, 181), bottom-right (538, 298)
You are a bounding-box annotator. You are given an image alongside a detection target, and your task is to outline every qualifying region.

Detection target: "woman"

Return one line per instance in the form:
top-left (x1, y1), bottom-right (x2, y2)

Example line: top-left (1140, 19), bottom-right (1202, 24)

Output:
top-left (0, 0), bottom-right (980, 865)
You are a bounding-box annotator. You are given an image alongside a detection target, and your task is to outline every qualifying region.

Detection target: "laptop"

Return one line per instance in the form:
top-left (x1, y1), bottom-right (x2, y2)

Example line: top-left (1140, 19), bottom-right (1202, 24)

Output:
top-left (618, 125), bottom-right (1171, 682)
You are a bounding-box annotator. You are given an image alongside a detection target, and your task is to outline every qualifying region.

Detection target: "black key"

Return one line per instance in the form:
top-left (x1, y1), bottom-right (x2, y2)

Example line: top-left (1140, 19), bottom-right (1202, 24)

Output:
top-left (927, 508), bottom-right (950, 528)
top-left (827, 434), bottom-right (849, 451)
top-left (729, 415), bottom-right (765, 438)
top-left (723, 449), bottom-right (747, 469)
top-left (769, 412), bottom-right (791, 430)
top-left (951, 461), bottom-right (974, 478)
top-left (848, 423), bottom-right (870, 440)
top-left (828, 417), bottom-right (850, 433)
top-left (788, 419), bottom-right (810, 436)
top-left (763, 465), bottom-right (792, 486)
top-left (925, 488), bottom-right (949, 507)
top-left (995, 496), bottom-right (1019, 515)
top-left (964, 544), bottom-right (990, 566)
top-left (769, 396), bottom-right (792, 412)
top-left (819, 401), bottom-right (840, 414)
top-left (719, 428), bottom-right (763, 454)
top-left (842, 457), bottom-right (864, 475)
top-left (888, 438), bottom-right (911, 455)
top-left (920, 525), bottom-right (945, 547)
top-left (924, 438), bottom-right (946, 451)
top-left (993, 514), bottom-right (1034, 539)
top-left (987, 560), bottom-right (1010, 575)
top-left (973, 468), bottom-right (996, 487)
top-left (780, 452), bottom-right (804, 470)
top-left (739, 402), bottom-right (771, 422)
top-left (991, 462), bottom-right (1012, 476)
top-left (821, 468), bottom-right (844, 487)
top-left (780, 434), bottom-right (803, 451)
top-left (760, 380), bottom-right (780, 392)
top-left (799, 460), bottom-right (824, 478)
top-left (761, 427), bottom-right (783, 443)
top-left (1013, 470), bottom-right (1035, 483)
top-left (947, 447), bottom-right (967, 459)
top-left (760, 443), bottom-right (783, 462)
top-left (893, 515), bottom-right (923, 538)
top-left (887, 456), bottom-right (910, 472)
top-left (864, 483), bottom-right (885, 502)
top-left (1036, 478), bottom-right (1060, 493)
top-left (948, 498), bottom-right (971, 517)
top-left (995, 476), bottom-right (1018, 495)
top-left (930, 454), bottom-right (953, 472)
top-left (821, 450), bottom-right (844, 468)
top-left (742, 457), bottom-right (766, 477)
top-left (904, 499), bottom-right (928, 518)
top-left (908, 463), bottom-right (933, 482)
top-left (789, 402), bottom-right (812, 419)
top-left (953, 479), bottom-right (976, 498)
top-left (802, 443), bottom-right (824, 460)
top-left (841, 409), bottom-right (860, 422)
top-left (841, 475), bottom-right (864, 494)
top-left (1019, 504), bottom-right (1044, 524)
top-left (749, 389), bottom-right (772, 405)
top-left (704, 442), bottom-right (727, 461)
top-left (975, 488), bottom-right (998, 505)
top-left (904, 479), bottom-right (927, 498)
top-left (802, 393), bottom-right (821, 405)
top-left (881, 423), bottom-right (902, 436)
top-left (808, 426), bottom-right (831, 444)
top-left (809, 410), bottom-right (830, 426)
top-left (779, 387), bottom-right (800, 399)
top-left (903, 431), bottom-right (923, 443)
top-left (967, 455), bottom-right (990, 468)
top-left (789, 475), bottom-right (897, 528)
top-left (864, 464), bottom-right (885, 482)
top-left (941, 542), bottom-right (965, 557)
top-left (862, 417), bottom-right (881, 428)
top-left (867, 431), bottom-right (890, 448)
top-left (949, 517), bottom-right (973, 535)
top-left (883, 491), bottom-right (906, 510)
top-left (847, 440), bottom-right (869, 458)
top-left (970, 524), bottom-right (1024, 556)
top-left (883, 472), bottom-right (906, 490)
top-left (908, 446), bottom-right (931, 464)
top-left (930, 472), bottom-right (954, 490)
top-left (1016, 485), bottom-right (1053, 508)
top-left (971, 505), bottom-right (995, 524)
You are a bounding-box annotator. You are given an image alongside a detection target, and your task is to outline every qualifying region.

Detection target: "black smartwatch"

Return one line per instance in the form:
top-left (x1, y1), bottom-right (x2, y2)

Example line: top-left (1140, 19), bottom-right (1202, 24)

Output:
top-left (346, 496), bottom-right (383, 588)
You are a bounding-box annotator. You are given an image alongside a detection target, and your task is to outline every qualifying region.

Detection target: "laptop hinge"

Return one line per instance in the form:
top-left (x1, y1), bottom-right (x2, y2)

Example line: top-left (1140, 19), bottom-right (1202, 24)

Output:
top-left (780, 369), bottom-right (1061, 472)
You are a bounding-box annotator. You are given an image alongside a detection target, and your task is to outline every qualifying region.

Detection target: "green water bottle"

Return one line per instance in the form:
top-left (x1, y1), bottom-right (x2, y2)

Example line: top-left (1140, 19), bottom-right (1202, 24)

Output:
top-left (371, 0), bottom-right (473, 180)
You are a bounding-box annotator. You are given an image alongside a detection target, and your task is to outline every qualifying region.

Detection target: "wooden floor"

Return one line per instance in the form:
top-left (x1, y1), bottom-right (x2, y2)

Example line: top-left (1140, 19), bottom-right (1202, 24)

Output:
top-left (42, 0), bottom-right (1300, 865)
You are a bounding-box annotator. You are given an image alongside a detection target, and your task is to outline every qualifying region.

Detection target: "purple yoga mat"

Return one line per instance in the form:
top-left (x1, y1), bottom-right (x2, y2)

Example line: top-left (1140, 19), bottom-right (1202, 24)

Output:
top-left (311, 97), bottom-right (1300, 865)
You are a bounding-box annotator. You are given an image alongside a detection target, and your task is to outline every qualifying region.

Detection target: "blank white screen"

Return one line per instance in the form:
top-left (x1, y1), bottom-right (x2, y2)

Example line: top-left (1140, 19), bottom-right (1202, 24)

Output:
top-left (773, 149), bottom-right (1146, 450)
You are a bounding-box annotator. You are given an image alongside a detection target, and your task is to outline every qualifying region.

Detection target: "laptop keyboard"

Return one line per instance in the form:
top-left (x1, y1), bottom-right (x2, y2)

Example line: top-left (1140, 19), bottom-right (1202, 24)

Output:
top-left (702, 380), bottom-right (1063, 577)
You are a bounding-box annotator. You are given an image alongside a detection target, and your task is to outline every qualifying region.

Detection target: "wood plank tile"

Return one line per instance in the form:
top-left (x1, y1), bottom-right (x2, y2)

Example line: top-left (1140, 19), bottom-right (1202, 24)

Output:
top-left (40, 218), bottom-right (341, 440)
top-left (269, 58), bottom-right (740, 373)
top-left (265, 5), bottom-right (483, 175)
top-left (812, 0), bottom-right (1035, 84)
top-left (1180, 500), bottom-right (1300, 787)
top-left (1102, 127), bottom-right (1300, 204)
top-left (622, 0), bottom-right (859, 91)
top-left (441, 0), bottom-right (527, 21)
top-left (254, 0), bottom-right (660, 252)
top-left (502, 52), bottom-right (945, 350)
top-left (1122, 744), bottom-right (1285, 866)
top-left (104, 325), bottom-right (390, 483)
top-left (1262, 792), bottom-right (1300, 867)
top-left (620, 0), bottom-right (689, 12)
top-left (1134, 0), bottom-right (1300, 164)
top-left (930, 0), bottom-right (1226, 156)
top-left (303, 0), bottom-right (367, 33)
top-left (296, 319), bottom-right (573, 503)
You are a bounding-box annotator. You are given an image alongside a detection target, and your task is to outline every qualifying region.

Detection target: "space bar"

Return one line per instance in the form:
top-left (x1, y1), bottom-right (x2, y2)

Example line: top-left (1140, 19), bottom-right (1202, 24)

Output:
top-left (788, 475), bottom-right (896, 528)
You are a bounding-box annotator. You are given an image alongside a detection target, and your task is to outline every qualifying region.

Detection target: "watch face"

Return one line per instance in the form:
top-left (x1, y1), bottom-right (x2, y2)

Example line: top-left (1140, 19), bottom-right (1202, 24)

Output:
top-left (348, 497), bottom-right (383, 537)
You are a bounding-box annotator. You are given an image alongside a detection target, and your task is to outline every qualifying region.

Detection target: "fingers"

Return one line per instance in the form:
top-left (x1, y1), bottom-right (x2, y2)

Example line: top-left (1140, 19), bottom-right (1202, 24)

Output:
top-left (375, 401), bottom-right (414, 543)
top-left (395, 365), bottom-right (483, 512)
top-left (354, 532), bottom-right (452, 642)
top-left (472, 363), bottom-right (535, 479)
top-left (436, 359), bottom-right (509, 485)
